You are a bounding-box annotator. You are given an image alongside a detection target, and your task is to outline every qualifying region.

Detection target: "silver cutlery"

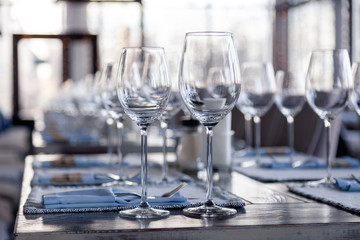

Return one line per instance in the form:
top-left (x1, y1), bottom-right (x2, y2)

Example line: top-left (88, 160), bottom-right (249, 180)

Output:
top-left (291, 158), bottom-right (319, 168)
top-left (95, 170), bottom-right (140, 182)
top-left (350, 174), bottom-right (360, 184)
top-left (114, 182), bottom-right (187, 198)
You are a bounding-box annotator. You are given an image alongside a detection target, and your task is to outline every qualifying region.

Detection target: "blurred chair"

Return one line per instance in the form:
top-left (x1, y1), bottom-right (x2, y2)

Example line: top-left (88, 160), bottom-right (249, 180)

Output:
top-left (12, 33), bottom-right (98, 126)
top-left (233, 103), bottom-right (343, 159)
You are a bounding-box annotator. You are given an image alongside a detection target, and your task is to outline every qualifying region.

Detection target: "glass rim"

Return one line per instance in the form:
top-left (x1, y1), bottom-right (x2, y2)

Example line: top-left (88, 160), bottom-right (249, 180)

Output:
top-left (311, 49), bottom-right (349, 54)
top-left (121, 46), bottom-right (165, 51)
top-left (241, 61), bottom-right (272, 66)
top-left (185, 31), bottom-right (233, 37)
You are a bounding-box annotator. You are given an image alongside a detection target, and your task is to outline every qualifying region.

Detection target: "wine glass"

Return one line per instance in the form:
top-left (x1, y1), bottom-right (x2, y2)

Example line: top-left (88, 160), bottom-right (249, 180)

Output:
top-left (275, 70), bottom-right (305, 164)
top-left (93, 69), bottom-right (115, 162)
top-left (160, 52), bottom-right (183, 182)
top-left (160, 91), bottom-right (182, 182)
top-left (117, 47), bottom-right (171, 219)
top-left (306, 49), bottom-right (351, 185)
top-left (236, 98), bottom-right (253, 155)
top-left (179, 32), bottom-right (241, 218)
top-left (351, 62), bottom-right (360, 115)
top-left (100, 62), bottom-right (125, 168)
top-left (238, 62), bottom-right (276, 164)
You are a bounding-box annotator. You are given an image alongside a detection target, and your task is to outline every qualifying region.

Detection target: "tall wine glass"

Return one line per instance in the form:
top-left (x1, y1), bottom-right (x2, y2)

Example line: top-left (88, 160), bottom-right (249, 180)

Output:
top-left (351, 62), bottom-right (360, 115)
top-left (275, 70), bottom-right (305, 163)
top-left (100, 62), bottom-right (125, 168)
top-left (160, 91), bottom-right (182, 182)
top-left (117, 47), bottom-right (171, 219)
top-left (236, 99), bottom-right (253, 154)
top-left (160, 52), bottom-right (183, 182)
top-left (94, 69), bottom-right (114, 162)
top-left (238, 62), bottom-right (276, 164)
top-left (306, 49), bottom-right (351, 185)
top-left (179, 32), bottom-right (241, 218)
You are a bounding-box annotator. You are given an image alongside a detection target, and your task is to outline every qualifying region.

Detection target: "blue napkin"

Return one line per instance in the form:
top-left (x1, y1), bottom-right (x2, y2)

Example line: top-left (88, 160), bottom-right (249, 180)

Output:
top-left (260, 161), bottom-right (292, 169)
top-left (260, 156), bottom-right (325, 169)
top-left (42, 187), bottom-right (189, 209)
top-left (38, 156), bottom-right (108, 168)
top-left (242, 147), bottom-right (292, 158)
top-left (260, 155), bottom-right (359, 169)
top-left (332, 156), bottom-right (360, 168)
top-left (333, 178), bottom-right (360, 192)
top-left (41, 129), bottom-right (100, 144)
top-left (43, 187), bottom-right (117, 208)
top-left (38, 173), bottom-right (112, 185)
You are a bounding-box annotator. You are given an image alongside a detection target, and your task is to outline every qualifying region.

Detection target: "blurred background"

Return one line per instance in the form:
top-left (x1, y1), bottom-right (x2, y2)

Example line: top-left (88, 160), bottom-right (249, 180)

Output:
top-left (0, 0), bottom-right (359, 238)
top-left (0, 0), bottom-right (358, 155)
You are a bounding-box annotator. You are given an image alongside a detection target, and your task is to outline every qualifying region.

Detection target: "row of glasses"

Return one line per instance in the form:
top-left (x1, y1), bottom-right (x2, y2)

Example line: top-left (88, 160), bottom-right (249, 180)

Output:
top-left (234, 51), bottom-right (351, 188)
top-left (159, 90), bottom-right (182, 182)
top-left (306, 49), bottom-right (352, 186)
top-left (93, 70), bottom-right (115, 163)
top-left (47, 76), bottom-right (104, 144)
top-left (266, 50), bottom-right (351, 184)
top-left (235, 50), bottom-right (351, 189)
top-left (160, 52), bottom-right (183, 182)
top-left (112, 32), bottom-right (241, 219)
top-left (237, 62), bottom-right (276, 165)
top-left (100, 63), bottom-right (126, 169)
top-left (105, 30), bottom-right (352, 219)
top-left (235, 63), bottom-right (306, 165)
top-left (236, 55), bottom-right (348, 170)
top-left (236, 63), bottom-right (306, 166)
top-left (275, 70), bottom-right (306, 163)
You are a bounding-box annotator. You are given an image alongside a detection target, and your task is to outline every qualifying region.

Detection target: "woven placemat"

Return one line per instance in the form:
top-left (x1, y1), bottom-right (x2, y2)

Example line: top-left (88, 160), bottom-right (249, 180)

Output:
top-left (24, 182), bottom-right (245, 214)
top-left (233, 154), bottom-right (360, 182)
top-left (288, 184), bottom-right (360, 214)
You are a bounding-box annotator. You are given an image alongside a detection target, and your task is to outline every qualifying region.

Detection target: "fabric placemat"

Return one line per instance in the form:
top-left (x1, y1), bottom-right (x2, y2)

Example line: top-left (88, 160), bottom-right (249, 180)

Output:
top-left (233, 154), bottom-right (360, 182)
top-left (31, 166), bottom-right (137, 186)
top-left (31, 165), bottom-right (193, 186)
top-left (233, 166), bottom-right (360, 182)
top-left (23, 182), bottom-right (245, 214)
top-left (288, 184), bottom-right (360, 214)
top-left (32, 153), bottom-right (145, 169)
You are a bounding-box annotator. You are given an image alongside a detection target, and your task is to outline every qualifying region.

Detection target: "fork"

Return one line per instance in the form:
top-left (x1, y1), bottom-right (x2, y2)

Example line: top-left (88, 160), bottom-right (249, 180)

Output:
top-left (95, 170), bottom-right (141, 182)
top-left (114, 182), bottom-right (187, 198)
top-left (350, 174), bottom-right (360, 184)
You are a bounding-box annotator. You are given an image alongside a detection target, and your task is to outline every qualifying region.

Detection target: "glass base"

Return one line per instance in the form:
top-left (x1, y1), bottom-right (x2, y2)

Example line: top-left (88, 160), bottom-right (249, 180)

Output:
top-left (183, 200), bottom-right (237, 218)
top-left (119, 202), bottom-right (169, 219)
top-left (240, 160), bottom-right (259, 168)
top-left (303, 176), bottom-right (335, 188)
top-left (158, 176), bottom-right (176, 184)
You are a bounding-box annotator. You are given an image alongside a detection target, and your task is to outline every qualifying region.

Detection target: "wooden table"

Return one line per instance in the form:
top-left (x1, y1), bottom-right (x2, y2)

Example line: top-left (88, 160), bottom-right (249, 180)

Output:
top-left (13, 155), bottom-right (360, 240)
top-left (32, 130), bottom-right (176, 155)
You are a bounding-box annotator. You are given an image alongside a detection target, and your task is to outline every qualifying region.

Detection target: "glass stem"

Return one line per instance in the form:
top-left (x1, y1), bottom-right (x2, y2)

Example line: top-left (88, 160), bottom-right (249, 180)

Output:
top-left (106, 117), bottom-right (114, 162)
top-left (244, 113), bottom-right (253, 149)
top-left (205, 126), bottom-right (214, 204)
top-left (161, 119), bottom-right (169, 182)
top-left (140, 126), bottom-right (149, 207)
top-left (287, 116), bottom-right (294, 164)
top-left (324, 119), bottom-right (331, 182)
top-left (253, 116), bottom-right (261, 164)
top-left (116, 120), bottom-right (124, 173)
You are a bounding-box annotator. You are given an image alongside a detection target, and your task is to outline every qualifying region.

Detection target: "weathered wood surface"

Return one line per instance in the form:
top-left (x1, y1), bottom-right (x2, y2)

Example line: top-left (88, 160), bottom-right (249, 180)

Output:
top-left (32, 131), bottom-right (175, 155)
top-left (14, 155), bottom-right (360, 240)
